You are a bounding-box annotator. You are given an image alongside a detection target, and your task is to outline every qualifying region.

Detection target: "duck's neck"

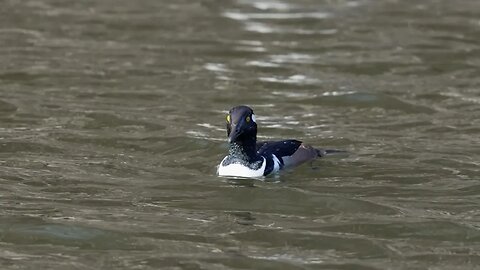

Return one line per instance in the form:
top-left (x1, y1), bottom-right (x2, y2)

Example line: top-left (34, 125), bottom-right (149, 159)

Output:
top-left (228, 137), bottom-right (258, 162)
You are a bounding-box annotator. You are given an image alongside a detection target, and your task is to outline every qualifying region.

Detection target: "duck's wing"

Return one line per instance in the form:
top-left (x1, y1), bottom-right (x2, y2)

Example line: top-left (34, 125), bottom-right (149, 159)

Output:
top-left (256, 140), bottom-right (319, 168)
top-left (256, 140), bottom-right (301, 157)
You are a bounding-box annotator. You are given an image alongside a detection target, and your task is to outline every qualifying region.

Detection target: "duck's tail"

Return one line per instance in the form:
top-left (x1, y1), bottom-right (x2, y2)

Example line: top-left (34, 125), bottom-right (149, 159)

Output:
top-left (316, 148), bottom-right (348, 157)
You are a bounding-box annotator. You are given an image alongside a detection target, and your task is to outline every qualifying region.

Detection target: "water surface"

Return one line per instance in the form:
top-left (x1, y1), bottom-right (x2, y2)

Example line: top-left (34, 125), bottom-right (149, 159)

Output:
top-left (1, 0), bottom-right (480, 269)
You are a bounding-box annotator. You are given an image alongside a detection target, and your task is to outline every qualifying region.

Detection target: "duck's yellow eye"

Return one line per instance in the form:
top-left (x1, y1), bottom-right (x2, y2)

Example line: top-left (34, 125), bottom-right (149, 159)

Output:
top-left (226, 114), bottom-right (231, 123)
top-left (246, 116), bottom-right (251, 123)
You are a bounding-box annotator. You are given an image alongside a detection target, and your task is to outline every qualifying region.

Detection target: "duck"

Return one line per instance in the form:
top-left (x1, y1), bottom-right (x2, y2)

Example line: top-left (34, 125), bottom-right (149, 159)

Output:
top-left (217, 105), bottom-right (340, 178)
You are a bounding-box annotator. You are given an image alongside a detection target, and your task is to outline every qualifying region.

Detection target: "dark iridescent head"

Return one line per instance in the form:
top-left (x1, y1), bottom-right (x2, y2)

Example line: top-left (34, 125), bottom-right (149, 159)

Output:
top-left (226, 105), bottom-right (257, 143)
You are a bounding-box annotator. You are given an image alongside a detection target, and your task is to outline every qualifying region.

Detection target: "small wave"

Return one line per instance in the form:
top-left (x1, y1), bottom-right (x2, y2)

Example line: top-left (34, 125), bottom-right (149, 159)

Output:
top-left (203, 63), bottom-right (231, 73)
top-left (245, 60), bottom-right (280, 67)
top-left (241, 0), bottom-right (294, 11)
top-left (260, 75), bottom-right (321, 85)
top-left (223, 11), bottom-right (331, 21)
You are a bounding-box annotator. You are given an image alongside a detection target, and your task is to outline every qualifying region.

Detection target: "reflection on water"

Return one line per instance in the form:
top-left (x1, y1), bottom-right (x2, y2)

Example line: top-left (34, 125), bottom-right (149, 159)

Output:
top-left (1, 0), bottom-right (480, 269)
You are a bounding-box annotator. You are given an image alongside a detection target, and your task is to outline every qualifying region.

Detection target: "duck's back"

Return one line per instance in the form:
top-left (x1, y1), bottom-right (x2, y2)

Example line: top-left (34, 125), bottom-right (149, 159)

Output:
top-left (256, 139), bottom-right (320, 170)
top-left (256, 140), bottom-right (302, 158)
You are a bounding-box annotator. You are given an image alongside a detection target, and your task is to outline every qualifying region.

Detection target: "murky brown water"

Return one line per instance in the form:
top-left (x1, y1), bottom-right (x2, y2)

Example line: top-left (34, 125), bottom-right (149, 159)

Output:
top-left (1, 0), bottom-right (480, 269)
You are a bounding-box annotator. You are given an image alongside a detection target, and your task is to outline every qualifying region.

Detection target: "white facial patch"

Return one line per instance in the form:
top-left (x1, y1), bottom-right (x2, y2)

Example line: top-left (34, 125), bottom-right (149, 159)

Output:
top-left (251, 114), bottom-right (256, 123)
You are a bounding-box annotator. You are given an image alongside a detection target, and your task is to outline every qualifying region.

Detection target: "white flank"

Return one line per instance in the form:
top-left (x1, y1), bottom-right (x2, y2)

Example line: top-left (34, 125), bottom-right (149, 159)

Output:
top-left (218, 157), bottom-right (266, 178)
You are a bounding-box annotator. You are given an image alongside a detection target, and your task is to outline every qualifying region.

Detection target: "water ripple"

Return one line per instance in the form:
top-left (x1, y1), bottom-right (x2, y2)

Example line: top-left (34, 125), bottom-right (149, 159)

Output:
top-left (1, 0), bottom-right (480, 269)
top-left (223, 11), bottom-right (331, 20)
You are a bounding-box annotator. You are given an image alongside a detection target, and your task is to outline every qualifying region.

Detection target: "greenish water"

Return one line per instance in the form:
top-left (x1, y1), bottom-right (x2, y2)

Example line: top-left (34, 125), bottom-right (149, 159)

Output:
top-left (1, 0), bottom-right (479, 269)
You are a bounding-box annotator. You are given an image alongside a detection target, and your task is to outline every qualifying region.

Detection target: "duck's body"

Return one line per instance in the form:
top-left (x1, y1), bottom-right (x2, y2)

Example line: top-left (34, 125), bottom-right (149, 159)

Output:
top-left (217, 105), bottom-right (331, 178)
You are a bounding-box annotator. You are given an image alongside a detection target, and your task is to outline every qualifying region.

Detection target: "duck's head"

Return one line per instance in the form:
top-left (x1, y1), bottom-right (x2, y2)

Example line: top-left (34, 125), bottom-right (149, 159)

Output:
top-left (225, 105), bottom-right (257, 143)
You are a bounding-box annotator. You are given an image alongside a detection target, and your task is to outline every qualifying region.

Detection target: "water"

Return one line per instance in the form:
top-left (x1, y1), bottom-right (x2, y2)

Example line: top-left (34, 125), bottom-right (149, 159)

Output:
top-left (1, 0), bottom-right (480, 269)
